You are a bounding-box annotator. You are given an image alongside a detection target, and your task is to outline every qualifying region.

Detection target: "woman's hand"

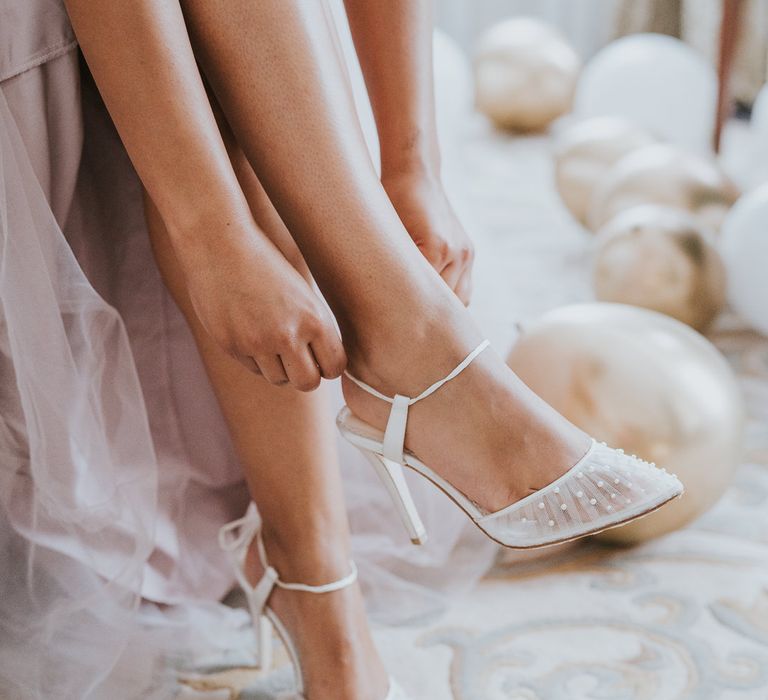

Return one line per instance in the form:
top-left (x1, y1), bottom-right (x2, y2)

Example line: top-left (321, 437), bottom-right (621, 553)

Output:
top-left (383, 172), bottom-right (474, 305)
top-left (177, 222), bottom-right (346, 391)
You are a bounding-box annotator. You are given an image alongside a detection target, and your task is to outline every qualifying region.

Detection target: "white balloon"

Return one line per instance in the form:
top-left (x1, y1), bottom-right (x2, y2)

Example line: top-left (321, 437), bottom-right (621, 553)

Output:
top-left (593, 205), bottom-right (726, 331)
top-left (747, 83), bottom-right (768, 186)
top-left (508, 303), bottom-right (744, 544)
top-left (588, 143), bottom-right (739, 233)
top-left (474, 17), bottom-right (581, 132)
top-left (719, 183), bottom-right (768, 335)
top-left (751, 82), bottom-right (768, 144)
top-left (553, 116), bottom-right (656, 226)
top-left (574, 34), bottom-right (717, 153)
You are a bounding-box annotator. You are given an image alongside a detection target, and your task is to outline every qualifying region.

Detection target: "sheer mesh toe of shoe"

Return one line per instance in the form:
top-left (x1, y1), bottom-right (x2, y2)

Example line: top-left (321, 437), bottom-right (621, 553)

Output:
top-left (477, 440), bottom-right (684, 548)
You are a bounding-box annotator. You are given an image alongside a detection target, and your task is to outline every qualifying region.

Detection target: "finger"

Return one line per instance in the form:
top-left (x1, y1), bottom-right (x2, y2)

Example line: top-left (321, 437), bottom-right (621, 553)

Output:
top-left (419, 241), bottom-right (449, 274)
top-left (455, 267), bottom-right (473, 306)
top-left (232, 354), bottom-right (263, 375)
top-left (440, 260), bottom-right (463, 293)
top-left (309, 330), bottom-right (347, 379)
top-left (255, 353), bottom-right (290, 386)
top-left (281, 345), bottom-right (322, 392)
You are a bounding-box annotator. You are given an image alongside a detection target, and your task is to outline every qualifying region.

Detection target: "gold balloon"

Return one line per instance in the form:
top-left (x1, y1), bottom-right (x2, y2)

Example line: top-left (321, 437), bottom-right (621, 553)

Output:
top-left (474, 18), bottom-right (581, 132)
top-left (507, 303), bottom-right (744, 544)
top-left (593, 205), bottom-right (727, 331)
top-left (554, 117), bottom-right (656, 226)
top-left (588, 144), bottom-right (740, 233)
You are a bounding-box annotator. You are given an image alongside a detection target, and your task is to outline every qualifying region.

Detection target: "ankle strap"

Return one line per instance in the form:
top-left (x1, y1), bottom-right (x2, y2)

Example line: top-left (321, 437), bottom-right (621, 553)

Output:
top-left (219, 504), bottom-right (359, 617)
top-left (344, 339), bottom-right (490, 462)
top-left (274, 561), bottom-right (358, 593)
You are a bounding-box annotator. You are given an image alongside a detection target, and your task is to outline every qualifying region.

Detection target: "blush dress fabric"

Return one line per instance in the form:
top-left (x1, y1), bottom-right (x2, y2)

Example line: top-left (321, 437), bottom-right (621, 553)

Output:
top-left (0, 2), bottom-right (496, 698)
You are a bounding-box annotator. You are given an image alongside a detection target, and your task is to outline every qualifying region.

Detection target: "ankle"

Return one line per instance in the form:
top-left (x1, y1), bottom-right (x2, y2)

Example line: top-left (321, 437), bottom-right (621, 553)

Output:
top-left (344, 299), bottom-right (482, 396)
top-left (256, 521), bottom-right (354, 585)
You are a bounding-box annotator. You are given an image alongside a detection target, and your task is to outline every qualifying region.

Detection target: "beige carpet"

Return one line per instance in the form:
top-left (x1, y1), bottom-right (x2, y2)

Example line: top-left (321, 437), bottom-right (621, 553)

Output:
top-left (178, 120), bottom-right (768, 700)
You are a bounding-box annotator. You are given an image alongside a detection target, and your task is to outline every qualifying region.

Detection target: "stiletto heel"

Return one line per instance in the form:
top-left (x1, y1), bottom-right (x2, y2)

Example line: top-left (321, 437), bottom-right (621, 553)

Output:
top-left (253, 614), bottom-right (273, 670)
top-left (360, 449), bottom-right (428, 545)
top-left (339, 339), bottom-right (684, 549)
top-left (219, 504), bottom-right (409, 699)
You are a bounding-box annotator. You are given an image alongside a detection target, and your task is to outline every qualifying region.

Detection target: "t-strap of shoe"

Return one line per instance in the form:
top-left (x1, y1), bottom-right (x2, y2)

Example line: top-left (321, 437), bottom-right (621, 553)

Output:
top-left (344, 339), bottom-right (490, 463)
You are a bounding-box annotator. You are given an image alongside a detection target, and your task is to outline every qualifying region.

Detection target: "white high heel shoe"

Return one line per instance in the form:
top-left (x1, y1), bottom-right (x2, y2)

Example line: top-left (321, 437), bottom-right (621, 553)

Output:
top-left (339, 339), bottom-right (684, 549)
top-left (219, 504), bottom-right (408, 700)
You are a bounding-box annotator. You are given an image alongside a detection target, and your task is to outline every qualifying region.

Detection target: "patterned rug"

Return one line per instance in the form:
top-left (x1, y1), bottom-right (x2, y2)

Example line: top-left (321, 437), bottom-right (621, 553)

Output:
top-left (177, 120), bottom-right (768, 700)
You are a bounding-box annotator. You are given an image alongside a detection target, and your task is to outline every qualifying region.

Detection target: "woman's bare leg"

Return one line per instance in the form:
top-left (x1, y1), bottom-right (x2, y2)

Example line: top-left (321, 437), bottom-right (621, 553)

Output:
top-left (179, 0), bottom-right (591, 512)
top-left (144, 111), bottom-right (388, 699)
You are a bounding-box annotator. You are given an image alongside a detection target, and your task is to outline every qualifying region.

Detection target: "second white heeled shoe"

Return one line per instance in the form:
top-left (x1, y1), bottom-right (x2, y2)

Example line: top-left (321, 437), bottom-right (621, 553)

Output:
top-left (219, 504), bottom-right (409, 700)
top-left (339, 339), bottom-right (684, 549)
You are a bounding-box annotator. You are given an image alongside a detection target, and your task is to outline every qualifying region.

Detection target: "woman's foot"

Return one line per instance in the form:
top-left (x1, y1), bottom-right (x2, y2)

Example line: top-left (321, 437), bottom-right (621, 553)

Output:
top-left (342, 297), bottom-right (593, 514)
top-left (245, 528), bottom-right (390, 700)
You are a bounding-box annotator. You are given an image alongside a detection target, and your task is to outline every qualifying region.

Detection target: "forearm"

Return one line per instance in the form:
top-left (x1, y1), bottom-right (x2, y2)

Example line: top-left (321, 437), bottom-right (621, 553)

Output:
top-left (343, 0), bottom-right (440, 181)
top-left (64, 0), bottom-right (249, 243)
